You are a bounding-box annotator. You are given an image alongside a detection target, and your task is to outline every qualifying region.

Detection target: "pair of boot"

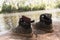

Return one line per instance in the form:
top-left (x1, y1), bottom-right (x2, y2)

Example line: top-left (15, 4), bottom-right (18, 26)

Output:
top-left (13, 13), bottom-right (53, 36)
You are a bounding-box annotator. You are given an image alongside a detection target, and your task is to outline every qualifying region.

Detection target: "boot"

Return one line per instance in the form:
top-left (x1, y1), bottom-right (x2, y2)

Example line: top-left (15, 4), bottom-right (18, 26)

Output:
top-left (35, 13), bottom-right (53, 33)
top-left (13, 16), bottom-right (34, 36)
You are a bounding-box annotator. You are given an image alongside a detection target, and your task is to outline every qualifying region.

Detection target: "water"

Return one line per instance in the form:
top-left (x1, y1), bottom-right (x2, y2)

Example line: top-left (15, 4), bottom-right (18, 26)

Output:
top-left (0, 10), bottom-right (60, 35)
top-left (0, 14), bottom-right (11, 35)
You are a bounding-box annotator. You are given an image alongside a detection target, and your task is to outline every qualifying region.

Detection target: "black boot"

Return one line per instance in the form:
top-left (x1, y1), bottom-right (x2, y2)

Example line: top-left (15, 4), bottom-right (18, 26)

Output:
top-left (35, 13), bottom-right (53, 33)
top-left (13, 16), bottom-right (34, 36)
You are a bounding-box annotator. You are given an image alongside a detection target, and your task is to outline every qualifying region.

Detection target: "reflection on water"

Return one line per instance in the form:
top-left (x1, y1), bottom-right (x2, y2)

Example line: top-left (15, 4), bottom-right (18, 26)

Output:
top-left (0, 15), bottom-right (7, 35)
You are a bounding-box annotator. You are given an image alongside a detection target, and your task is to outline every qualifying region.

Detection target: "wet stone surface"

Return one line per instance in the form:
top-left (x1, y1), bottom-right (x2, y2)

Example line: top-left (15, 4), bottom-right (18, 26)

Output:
top-left (0, 21), bottom-right (60, 40)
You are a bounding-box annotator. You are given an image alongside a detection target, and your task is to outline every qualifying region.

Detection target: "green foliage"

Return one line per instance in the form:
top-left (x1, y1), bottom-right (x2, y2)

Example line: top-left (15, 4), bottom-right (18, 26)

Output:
top-left (1, 0), bottom-right (46, 13)
top-left (2, 4), bottom-right (45, 12)
top-left (23, 6), bottom-right (31, 11)
top-left (39, 4), bottom-right (45, 10)
top-left (55, 1), bottom-right (60, 8)
top-left (56, 3), bottom-right (60, 8)
top-left (2, 4), bottom-right (12, 13)
top-left (18, 6), bottom-right (31, 11)
top-left (18, 4), bottom-right (45, 11)
top-left (32, 6), bottom-right (40, 10)
top-left (32, 4), bottom-right (45, 10)
top-left (11, 7), bottom-right (17, 12)
top-left (2, 4), bottom-right (17, 13)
